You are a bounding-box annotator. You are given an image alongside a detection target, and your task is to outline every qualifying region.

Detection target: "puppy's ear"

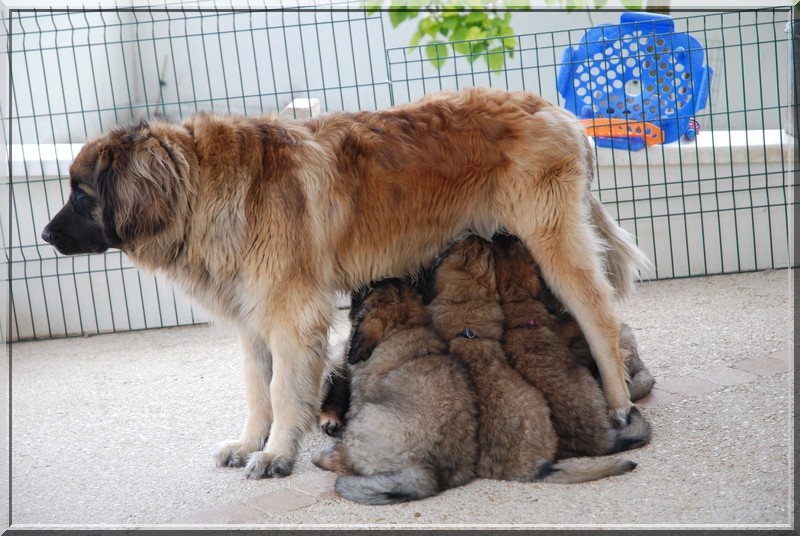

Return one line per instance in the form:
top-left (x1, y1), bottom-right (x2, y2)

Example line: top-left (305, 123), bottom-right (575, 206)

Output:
top-left (346, 327), bottom-right (376, 365)
top-left (349, 285), bottom-right (371, 321)
top-left (347, 289), bottom-right (375, 364)
top-left (95, 122), bottom-right (177, 244)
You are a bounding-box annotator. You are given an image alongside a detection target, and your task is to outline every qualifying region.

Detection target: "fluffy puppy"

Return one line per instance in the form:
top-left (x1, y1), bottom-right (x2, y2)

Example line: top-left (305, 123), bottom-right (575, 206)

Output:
top-left (424, 236), bottom-right (636, 483)
top-left (492, 234), bottom-right (651, 458)
top-left (312, 279), bottom-right (480, 505)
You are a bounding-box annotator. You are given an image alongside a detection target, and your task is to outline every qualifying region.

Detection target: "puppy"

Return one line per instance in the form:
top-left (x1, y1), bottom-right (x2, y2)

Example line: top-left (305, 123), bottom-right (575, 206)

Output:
top-left (312, 279), bottom-right (480, 505)
top-left (42, 87), bottom-right (650, 478)
top-left (492, 233), bottom-right (652, 458)
top-left (318, 363), bottom-right (349, 438)
top-left (424, 236), bottom-right (637, 483)
top-left (566, 324), bottom-right (656, 403)
top-left (514, 234), bottom-right (656, 402)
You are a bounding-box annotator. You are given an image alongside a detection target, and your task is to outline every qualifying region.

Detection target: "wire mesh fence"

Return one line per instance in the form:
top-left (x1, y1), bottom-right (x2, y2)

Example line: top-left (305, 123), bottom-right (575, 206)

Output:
top-left (2, 5), bottom-right (796, 341)
top-left (388, 8), bottom-right (795, 280)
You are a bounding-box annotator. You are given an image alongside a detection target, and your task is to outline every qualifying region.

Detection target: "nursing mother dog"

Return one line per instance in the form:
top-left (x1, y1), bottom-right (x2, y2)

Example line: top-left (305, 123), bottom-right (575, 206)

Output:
top-left (41, 86), bottom-right (650, 479)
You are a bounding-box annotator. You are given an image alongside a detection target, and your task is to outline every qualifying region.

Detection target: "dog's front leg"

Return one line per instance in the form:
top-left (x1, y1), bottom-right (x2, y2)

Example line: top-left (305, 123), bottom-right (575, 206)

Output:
top-left (213, 332), bottom-right (273, 468)
top-left (244, 319), bottom-right (329, 479)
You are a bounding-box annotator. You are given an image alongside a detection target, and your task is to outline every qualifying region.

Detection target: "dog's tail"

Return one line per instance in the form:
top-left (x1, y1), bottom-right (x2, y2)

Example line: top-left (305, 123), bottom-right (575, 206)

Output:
top-left (588, 194), bottom-right (653, 300)
top-left (609, 406), bottom-right (653, 454)
top-left (334, 466), bottom-right (440, 505)
top-left (533, 456), bottom-right (637, 484)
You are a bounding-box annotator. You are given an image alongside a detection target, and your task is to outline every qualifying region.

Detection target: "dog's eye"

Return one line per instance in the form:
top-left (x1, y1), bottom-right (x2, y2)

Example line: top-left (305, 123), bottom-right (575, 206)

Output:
top-left (72, 191), bottom-right (89, 212)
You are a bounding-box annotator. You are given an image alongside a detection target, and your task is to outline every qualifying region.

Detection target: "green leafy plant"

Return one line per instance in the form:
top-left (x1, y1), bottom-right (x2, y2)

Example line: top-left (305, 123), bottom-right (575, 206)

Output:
top-left (366, 0), bottom-right (653, 73)
top-left (543, 0), bottom-right (646, 9)
top-left (365, 0), bottom-right (529, 73)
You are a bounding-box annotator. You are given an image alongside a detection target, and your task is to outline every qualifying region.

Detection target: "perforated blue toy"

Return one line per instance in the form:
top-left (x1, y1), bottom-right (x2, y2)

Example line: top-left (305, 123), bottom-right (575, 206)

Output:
top-left (557, 12), bottom-right (713, 150)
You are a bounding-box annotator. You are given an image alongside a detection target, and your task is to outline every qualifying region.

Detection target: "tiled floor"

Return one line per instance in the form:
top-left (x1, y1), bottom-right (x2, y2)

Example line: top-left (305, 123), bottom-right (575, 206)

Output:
top-left (639, 350), bottom-right (790, 408)
top-left (171, 348), bottom-right (792, 524)
top-left (178, 481), bottom-right (335, 524)
top-left (10, 269), bottom-right (792, 528)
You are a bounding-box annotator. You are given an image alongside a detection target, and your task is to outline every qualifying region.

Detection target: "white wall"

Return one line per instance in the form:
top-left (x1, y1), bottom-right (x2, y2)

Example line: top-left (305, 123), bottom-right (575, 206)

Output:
top-left (5, 7), bottom-right (791, 144)
top-left (2, 6), bottom-right (794, 340)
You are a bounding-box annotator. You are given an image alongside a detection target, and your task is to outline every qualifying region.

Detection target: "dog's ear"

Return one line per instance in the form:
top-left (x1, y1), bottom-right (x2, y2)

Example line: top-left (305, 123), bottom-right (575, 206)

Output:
top-left (95, 122), bottom-right (178, 244)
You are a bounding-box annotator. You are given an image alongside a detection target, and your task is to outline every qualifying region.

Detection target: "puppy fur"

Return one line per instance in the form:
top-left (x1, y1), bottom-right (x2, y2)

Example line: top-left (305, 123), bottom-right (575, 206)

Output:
top-left (312, 279), bottom-right (479, 505)
top-left (424, 236), bottom-right (637, 483)
top-left (492, 234), bottom-right (652, 458)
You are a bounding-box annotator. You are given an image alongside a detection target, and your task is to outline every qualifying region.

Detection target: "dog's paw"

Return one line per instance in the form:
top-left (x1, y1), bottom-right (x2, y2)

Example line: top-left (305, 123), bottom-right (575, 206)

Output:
top-left (609, 406), bottom-right (634, 429)
top-left (213, 440), bottom-right (260, 468)
top-left (318, 410), bottom-right (344, 438)
top-left (244, 452), bottom-right (295, 479)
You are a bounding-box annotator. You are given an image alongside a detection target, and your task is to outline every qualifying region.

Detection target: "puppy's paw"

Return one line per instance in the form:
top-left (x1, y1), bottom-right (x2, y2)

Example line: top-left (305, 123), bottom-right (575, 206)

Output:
top-left (213, 440), bottom-right (261, 468)
top-left (244, 451), bottom-right (295, 479)
top-left (311, 447), bottom-right (336, 471)
top-left (318, 410), bottom-right (344, 438)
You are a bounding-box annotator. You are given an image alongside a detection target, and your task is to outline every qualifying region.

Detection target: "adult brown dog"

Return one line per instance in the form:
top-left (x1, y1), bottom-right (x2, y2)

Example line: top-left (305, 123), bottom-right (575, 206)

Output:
top-left (41, 87), bottom-right (649, 479)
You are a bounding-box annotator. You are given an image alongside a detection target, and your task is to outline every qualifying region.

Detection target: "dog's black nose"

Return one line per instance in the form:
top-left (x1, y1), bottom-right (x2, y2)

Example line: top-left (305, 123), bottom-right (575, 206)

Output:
top-left (41, 228), bottom-right (54, 243)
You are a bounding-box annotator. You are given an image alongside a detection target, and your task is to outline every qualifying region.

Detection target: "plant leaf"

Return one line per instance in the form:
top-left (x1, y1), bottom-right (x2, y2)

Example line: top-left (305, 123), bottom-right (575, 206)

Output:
top-left (440, 14), bottom-right (460, 31)
top-left (465, 25), bottom-right (485, 40)
top-left (565, 0), bottom-right (587, 10)
top-left (425, 40), bottom-right (450, 70)
top-left (487, 45), bottom-right (506, 72)
top-left (390, 10), bottom-right (410, 27)
top-left (409, 29), bottom-right (424, 47)
top-left (419, 16), bottom-right (440, 38)
top-left (363, 0), bottom-right (382, 15)
top-left (463, 11), bottom-right (487, 24)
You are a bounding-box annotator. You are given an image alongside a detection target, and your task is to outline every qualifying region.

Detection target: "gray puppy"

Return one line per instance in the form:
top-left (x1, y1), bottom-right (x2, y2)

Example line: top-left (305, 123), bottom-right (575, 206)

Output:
top-left (312, 278), bottom-right (480, 505)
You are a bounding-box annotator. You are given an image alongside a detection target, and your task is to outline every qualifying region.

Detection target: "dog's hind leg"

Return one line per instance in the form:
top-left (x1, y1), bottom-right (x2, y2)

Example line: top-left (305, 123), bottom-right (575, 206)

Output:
top-left (504, 183), bottom-right (632, 426)
top-left (587, 194), bottom-right (653, 299)
top-left (520, 228), bottom-right (631, 425)
top-left (213, 332), bottom-right (273, 468)
top-left (311, 444), bottom-right (353, 474)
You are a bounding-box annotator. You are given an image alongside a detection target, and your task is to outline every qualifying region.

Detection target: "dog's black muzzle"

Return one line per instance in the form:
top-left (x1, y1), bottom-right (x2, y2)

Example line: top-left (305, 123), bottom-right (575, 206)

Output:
top-left (41, 203), bottom-right (110, 255)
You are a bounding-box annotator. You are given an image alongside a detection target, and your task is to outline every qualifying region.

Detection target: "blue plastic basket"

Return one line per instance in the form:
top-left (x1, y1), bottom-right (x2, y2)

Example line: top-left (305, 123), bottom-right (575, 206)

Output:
top-left (557, 12), bottom-right (713, 150)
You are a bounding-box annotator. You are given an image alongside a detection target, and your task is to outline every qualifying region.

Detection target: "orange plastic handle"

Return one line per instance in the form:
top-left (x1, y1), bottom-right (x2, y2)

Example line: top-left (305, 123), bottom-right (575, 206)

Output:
top-left (579, 118), bottom-right (664, 146)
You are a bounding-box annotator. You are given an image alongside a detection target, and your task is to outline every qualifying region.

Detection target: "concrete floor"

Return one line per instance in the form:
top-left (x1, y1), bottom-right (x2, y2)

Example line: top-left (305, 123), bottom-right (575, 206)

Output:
top-left (7, 269), bottom-right (795, 530)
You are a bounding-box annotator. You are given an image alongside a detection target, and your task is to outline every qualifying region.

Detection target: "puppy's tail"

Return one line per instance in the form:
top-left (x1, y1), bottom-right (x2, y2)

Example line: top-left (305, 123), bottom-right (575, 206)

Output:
top-left (609, 406), bottom-right (653, 454)
top-left (334, 466), bottom-right (440, 505)
top-left (588, 194), bottom-right (653, 300)
top-left (533, 456), bottom-right (637, 484)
